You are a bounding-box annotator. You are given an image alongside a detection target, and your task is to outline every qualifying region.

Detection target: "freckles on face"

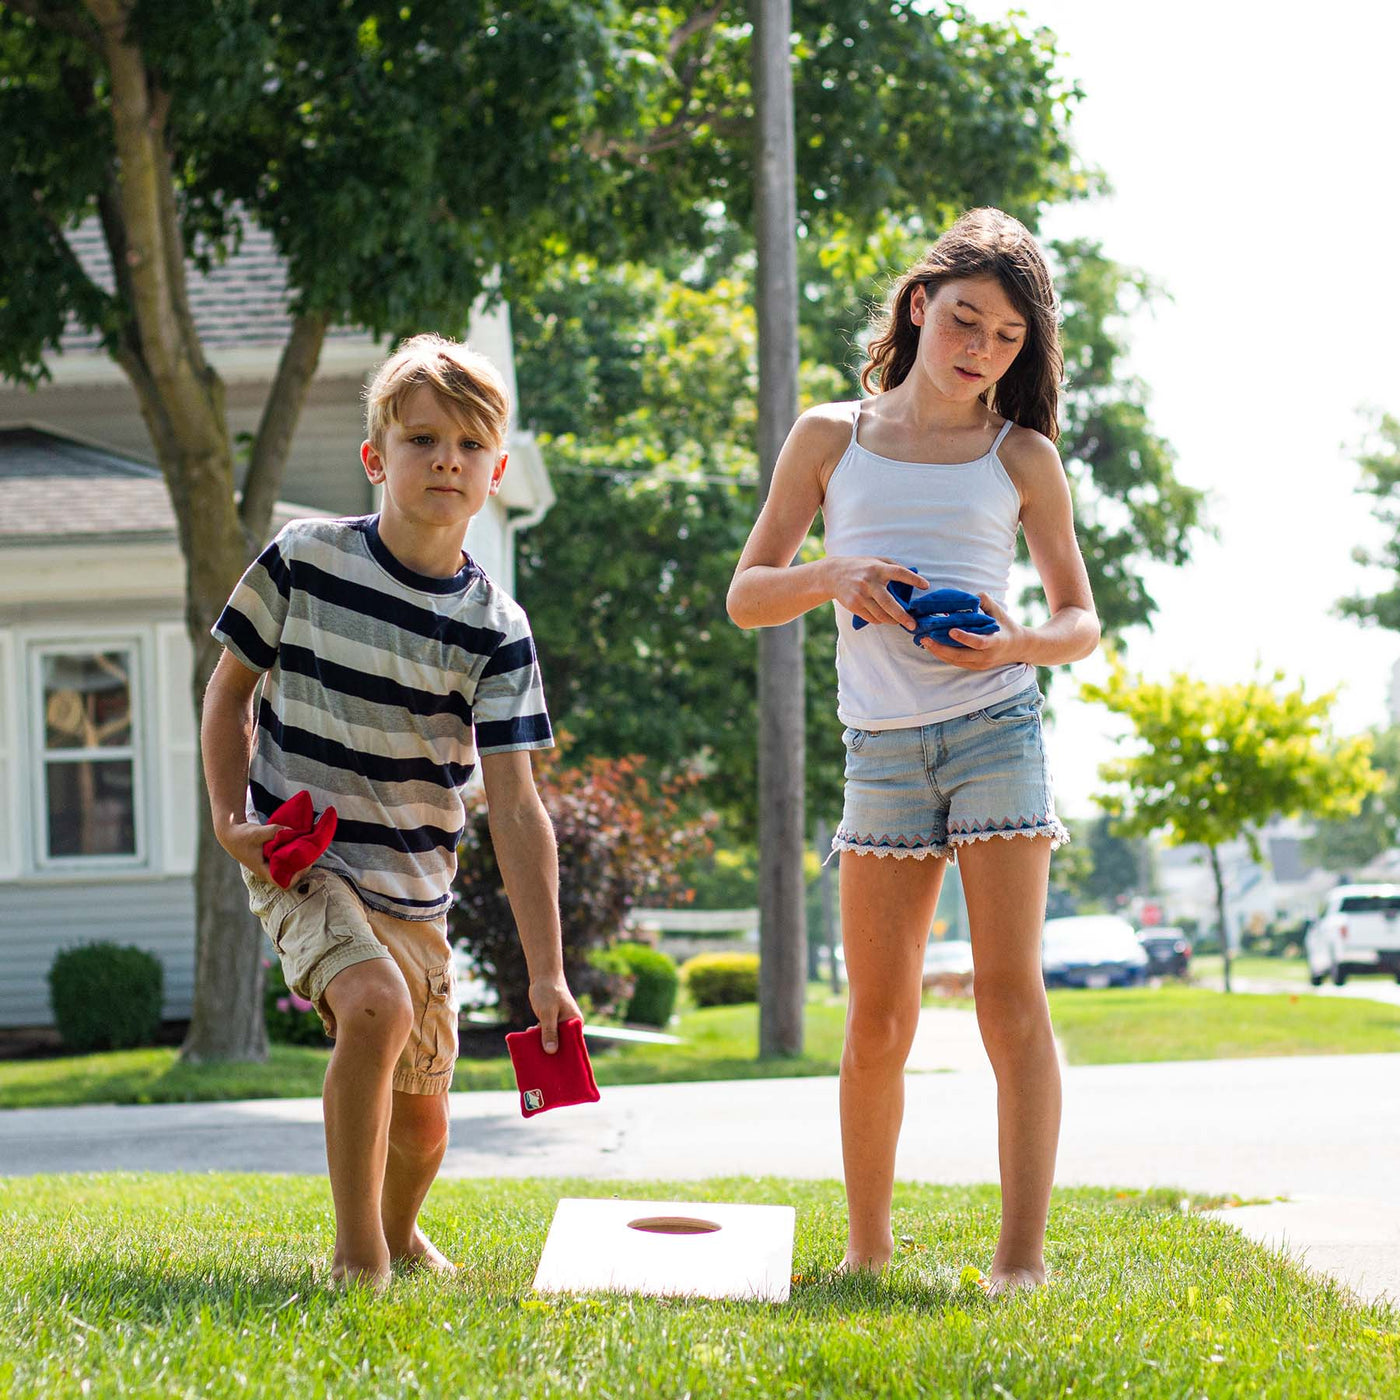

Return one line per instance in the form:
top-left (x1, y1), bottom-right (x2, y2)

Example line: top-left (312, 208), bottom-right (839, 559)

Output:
top-left (918, 278), bottom-right (1027, 384)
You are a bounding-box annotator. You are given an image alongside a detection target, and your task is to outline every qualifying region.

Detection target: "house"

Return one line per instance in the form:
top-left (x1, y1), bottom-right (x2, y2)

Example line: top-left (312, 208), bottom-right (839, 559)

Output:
top-left (0, 225), bottom-right (553, 1029)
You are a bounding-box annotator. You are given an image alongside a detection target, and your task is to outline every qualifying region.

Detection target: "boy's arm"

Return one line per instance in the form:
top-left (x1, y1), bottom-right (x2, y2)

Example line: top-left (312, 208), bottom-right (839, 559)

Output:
top-left (479, 749), bottom-right (582, 1053)
top-left (201, 649), bottom-right (290, 882)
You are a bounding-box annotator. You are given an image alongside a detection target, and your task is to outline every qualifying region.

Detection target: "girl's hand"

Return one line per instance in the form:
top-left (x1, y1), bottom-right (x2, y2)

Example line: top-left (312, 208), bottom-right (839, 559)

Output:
top-left (918, 593), bottom-right (1028, 669)
top-left (827, 557), bottom-right (930, 629)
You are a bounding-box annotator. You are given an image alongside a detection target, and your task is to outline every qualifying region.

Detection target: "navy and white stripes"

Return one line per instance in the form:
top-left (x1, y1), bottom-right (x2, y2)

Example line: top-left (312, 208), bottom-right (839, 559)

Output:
top-left (213, 515), bottom-right (552, 920)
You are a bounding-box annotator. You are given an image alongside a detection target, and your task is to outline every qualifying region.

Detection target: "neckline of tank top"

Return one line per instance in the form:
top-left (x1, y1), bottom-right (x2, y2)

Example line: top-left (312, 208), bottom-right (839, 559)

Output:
top-left (848, 403), bottom-right (1014, 469)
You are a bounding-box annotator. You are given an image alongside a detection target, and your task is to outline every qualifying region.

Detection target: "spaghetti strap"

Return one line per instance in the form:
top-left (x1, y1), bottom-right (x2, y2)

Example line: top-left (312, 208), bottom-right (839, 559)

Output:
top-left (850, 398), bottom-right (864, 446)
top-left (990, 418), bottom-right (1015, 454)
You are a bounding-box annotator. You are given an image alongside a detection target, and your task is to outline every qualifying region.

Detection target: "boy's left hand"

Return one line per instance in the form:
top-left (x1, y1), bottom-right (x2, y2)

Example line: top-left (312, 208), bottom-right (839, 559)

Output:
top-left (529, 977), bottom-right (584, 1054)
top-left (918, 594), bottom-right (1029, 670)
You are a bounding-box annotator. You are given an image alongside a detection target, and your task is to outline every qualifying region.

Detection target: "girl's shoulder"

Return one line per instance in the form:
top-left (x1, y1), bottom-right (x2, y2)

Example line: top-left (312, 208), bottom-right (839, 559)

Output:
top-left (787, 400), bottom-right (859, 493)
top-left (995, 423), bottom-right (1064, 507)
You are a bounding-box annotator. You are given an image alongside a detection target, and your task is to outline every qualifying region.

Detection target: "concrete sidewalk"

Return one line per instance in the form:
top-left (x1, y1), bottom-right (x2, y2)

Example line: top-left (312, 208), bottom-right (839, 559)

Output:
top-left (3, 1010), bottom-right (1397, 1306)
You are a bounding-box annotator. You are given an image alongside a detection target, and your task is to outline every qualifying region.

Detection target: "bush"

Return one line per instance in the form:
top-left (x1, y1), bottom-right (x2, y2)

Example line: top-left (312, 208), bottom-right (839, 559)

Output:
top-left (48, 941), bottom-right (163, 1052)
top-left (452, 745), bottom-right (715, 1026)
top-left (683, 951), bottom-right (760, 1008)
top-left (263, 957), bottom-right (329, 1046)
top-left (609, 942), bottom-right (679, 1026)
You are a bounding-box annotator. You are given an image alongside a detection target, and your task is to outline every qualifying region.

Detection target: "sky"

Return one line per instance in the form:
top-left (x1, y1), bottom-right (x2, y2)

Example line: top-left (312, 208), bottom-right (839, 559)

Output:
top-left (1003, 1), bottom-right (1400, 816)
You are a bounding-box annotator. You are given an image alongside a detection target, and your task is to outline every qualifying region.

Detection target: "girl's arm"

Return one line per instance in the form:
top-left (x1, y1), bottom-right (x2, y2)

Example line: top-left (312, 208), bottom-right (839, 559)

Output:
top-left (727, 407), bottom-right (928, 630)
top-left (921, 430), bottom-right (1100, 669)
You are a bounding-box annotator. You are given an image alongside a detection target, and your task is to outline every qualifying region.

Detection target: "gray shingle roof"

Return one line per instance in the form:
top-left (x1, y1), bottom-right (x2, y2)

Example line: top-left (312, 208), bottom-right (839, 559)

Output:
top-left (0, 427), bottom-right (325, 543)
top-left (64, 220), bottom-right (368, 353)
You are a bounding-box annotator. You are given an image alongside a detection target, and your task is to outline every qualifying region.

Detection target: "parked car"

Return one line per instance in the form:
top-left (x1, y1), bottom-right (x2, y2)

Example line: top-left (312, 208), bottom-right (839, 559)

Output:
top-left (1137, 926), bottom-right (1192, 979)
top-left (1305, 885), bottom-right (1400, 986)
top-left (1041, 915), bottom-right (1149, 989)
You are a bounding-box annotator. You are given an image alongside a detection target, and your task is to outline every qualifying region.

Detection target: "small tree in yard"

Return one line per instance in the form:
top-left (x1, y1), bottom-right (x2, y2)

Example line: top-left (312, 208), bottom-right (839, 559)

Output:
top-left (451, 746), bottom-right (715, 1027)
top-left (1082, 659), bottom-right (1379, 993)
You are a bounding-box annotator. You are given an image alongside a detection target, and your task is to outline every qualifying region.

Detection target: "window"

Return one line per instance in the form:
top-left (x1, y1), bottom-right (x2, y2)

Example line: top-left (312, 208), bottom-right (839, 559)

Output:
top-left (33, 646), bottom-right (142, 864)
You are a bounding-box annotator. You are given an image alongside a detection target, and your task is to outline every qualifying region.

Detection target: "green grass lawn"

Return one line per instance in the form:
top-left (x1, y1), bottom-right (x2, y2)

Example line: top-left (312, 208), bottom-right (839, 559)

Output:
top-left (1048, 985), bottom-right (1400, 1064)
top-left (1190, 954), bottom-right (1313, 985)
top-left (0, 995), bottom-right (850, 1110)
top-left (1, 1174), bottom-right (1393, 1399)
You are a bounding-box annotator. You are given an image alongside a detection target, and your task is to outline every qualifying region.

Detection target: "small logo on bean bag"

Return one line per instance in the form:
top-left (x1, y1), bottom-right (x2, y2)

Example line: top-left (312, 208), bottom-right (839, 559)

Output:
top-left (523, 1088), bottom-right (544, 1111)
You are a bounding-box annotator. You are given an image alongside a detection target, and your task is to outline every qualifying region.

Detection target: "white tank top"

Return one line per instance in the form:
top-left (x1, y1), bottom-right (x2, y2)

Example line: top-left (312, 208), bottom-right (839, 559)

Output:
top-left (822, 399), bottom-right (1033, 729)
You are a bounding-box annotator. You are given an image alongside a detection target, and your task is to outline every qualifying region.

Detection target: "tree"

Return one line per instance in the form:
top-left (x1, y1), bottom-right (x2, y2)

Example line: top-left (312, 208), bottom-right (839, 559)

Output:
top-left (1305, 725), bottom-right (1400, 873)
top-left (1082, 814), bottom-right (1152, 909)
top-left (1082, 659), bottom-right (1379, 992)
top-left (1, 0), bottom-right (702, 1060)
top-left (1337, 412), bottom-right (1400, 630)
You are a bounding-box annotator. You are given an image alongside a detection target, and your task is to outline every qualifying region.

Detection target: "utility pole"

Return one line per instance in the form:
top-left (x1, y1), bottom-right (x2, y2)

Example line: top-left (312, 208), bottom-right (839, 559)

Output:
top-left (752, 0), bottom-right (806, 1056)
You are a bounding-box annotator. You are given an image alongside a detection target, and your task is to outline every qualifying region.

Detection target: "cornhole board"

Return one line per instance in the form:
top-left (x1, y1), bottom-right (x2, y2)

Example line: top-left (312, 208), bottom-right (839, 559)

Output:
top-left (531, 1198), bottom-right (796, 1303)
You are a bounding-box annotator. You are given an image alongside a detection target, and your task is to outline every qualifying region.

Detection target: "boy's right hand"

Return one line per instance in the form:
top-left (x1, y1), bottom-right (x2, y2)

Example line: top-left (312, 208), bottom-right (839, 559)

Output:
top-left (826, 556), bottom-right (929, 630)
top-left (216, 816), bottom-right (292, 884)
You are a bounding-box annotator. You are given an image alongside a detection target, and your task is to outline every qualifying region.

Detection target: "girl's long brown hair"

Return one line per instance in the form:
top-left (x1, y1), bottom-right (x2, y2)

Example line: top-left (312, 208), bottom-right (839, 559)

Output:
top-left (860, 208), bottom-right (1062, 442)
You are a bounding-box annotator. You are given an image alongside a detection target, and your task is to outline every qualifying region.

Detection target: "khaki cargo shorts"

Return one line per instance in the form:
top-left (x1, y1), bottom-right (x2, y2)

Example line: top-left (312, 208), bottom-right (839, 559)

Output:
top-left (243, 867), bottom-right (458, 1094)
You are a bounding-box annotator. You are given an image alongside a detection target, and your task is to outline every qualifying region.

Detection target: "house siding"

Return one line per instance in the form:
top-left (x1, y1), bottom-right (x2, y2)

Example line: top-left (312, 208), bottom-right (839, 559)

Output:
top-left (0, 876), bottom-right (196, 1027)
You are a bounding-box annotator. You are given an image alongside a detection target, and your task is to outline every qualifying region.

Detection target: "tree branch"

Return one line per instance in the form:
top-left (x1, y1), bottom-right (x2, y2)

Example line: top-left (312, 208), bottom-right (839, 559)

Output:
top-left (239, 310), bottom-right (329, 548)
top-left (6, 0), bottom-right (100, 48)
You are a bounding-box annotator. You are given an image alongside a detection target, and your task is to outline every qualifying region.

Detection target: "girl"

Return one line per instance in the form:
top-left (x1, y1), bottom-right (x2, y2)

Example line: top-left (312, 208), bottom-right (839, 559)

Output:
top-left (728, 207), bottom-right (1099, 1295)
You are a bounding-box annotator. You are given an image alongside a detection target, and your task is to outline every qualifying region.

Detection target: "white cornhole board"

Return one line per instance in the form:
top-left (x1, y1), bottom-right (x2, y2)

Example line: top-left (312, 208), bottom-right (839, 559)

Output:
top-left (532, 1198), bottom-right (796, 1303)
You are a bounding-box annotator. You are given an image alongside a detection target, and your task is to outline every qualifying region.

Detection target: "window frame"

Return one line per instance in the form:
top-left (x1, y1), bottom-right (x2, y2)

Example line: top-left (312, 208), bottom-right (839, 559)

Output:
top-left (27, 636), bottom-right (148, 873)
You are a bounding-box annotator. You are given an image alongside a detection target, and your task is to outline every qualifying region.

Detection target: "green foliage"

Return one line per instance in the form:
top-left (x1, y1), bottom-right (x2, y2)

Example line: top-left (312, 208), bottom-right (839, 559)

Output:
top-left (603, 941), bottom-right (680, 1027)
top-left (47, 942), bottom-right (163, 1053)
top-left (261, 957), bottom-right (328, 1047)
top-left (1082, 815), bottom-right (1152, 907)
top-left (683, 951), bottom-right (760, 1007)
top-left (1082, 658), bottom-right (1380, 855)
top-left (451, 748), bottom-right (714, 1026)
top-left (1305, 724), bottom-right (1400, 872)
top-left (1337, 412), bottom-right (1400, 631)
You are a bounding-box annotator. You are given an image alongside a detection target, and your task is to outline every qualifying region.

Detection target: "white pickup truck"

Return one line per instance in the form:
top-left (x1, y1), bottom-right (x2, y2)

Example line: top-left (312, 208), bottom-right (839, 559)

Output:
top-left (1305, 884), bottom-right (1400, 986)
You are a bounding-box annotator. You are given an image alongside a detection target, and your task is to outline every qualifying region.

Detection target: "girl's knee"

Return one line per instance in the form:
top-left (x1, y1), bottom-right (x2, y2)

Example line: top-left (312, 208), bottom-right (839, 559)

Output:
top-left (844, 1002), bottom-right (919, 1069)
top-left (973, 974), bottom-right (1050, 1052)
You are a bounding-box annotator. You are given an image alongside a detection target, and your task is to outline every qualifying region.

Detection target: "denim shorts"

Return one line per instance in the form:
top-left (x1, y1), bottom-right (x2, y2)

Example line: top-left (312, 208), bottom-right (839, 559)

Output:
top-left (830, 683), bottom-right (1069, 862)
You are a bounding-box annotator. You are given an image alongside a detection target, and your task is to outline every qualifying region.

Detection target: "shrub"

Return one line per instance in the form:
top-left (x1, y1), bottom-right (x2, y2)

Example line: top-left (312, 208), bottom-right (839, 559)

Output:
top-left (263, 957), bottom-right (329, 1046)
top-left (609, 942), bottom-right (679, 1026)
top-left (683, 951), bottom-right (760, 1008)
top-left (48, 942), bottom-right (163, 1052)
top-left (452, 744), bottom-right (715, 1026)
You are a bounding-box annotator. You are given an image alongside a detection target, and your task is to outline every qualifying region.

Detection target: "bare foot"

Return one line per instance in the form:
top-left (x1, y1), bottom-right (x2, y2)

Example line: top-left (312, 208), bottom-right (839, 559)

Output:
top-left (329, 1259), bottom-right (392, 1293)
top-left (391, 1227), bottom-right (458, 1275)
top-left (983, 1264), bottom-right (1046, 1299)
top-left (837, 1246), bottom-right (892, 1276)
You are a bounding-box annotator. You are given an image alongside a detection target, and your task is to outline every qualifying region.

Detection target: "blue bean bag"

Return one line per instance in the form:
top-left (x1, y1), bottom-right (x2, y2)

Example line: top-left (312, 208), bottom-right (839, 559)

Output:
top-left (851, 583), bottom-right (999, 649)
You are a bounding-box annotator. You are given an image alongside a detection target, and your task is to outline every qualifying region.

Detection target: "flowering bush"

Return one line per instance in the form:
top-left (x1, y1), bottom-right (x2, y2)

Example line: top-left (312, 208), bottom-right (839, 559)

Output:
top-left (263, 956), bottom-right (329, 1046)
top-left (452, 744), bottom-right (715, 1026)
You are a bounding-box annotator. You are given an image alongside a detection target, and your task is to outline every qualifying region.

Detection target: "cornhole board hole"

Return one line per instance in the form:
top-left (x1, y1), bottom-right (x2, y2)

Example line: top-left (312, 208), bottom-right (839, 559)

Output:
top-left (532, 1198), bottom-right (796, 1303)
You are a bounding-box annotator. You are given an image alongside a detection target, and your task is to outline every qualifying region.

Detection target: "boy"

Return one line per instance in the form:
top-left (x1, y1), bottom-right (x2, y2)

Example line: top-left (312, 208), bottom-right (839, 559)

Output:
top-left (202, 333), bottom-right (580, 1289)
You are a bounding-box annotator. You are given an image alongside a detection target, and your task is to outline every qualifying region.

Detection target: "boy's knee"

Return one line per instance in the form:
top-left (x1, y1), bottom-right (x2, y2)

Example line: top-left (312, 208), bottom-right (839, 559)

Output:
top-left (326, 961), bottom-right (414, 1050)
top-left (390, 1094), bottom-right (450, 1160)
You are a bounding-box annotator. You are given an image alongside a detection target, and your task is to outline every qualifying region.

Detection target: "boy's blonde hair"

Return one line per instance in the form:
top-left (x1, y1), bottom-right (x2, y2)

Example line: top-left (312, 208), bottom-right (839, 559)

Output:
top-left (364, 333), bottom-right (511, 453)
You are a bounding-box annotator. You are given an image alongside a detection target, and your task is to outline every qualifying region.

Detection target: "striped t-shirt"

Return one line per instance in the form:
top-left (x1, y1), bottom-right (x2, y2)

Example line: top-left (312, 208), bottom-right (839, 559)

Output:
top-left (212, 514), bottom-right (553, 921)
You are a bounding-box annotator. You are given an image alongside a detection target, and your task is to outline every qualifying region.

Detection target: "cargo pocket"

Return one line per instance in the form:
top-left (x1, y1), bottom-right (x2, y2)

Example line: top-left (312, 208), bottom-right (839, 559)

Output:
top-left (415, 961), bottom-right (459, 1076)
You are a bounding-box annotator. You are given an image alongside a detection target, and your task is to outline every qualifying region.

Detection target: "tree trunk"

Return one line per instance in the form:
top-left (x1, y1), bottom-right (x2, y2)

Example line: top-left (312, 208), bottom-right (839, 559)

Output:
top-left (752, 0), bottom-right (805, 1057)
top-left (181, 520), bottom-right (270, 1062)
top-left (1208, 843), bottom-right (1232, 994)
